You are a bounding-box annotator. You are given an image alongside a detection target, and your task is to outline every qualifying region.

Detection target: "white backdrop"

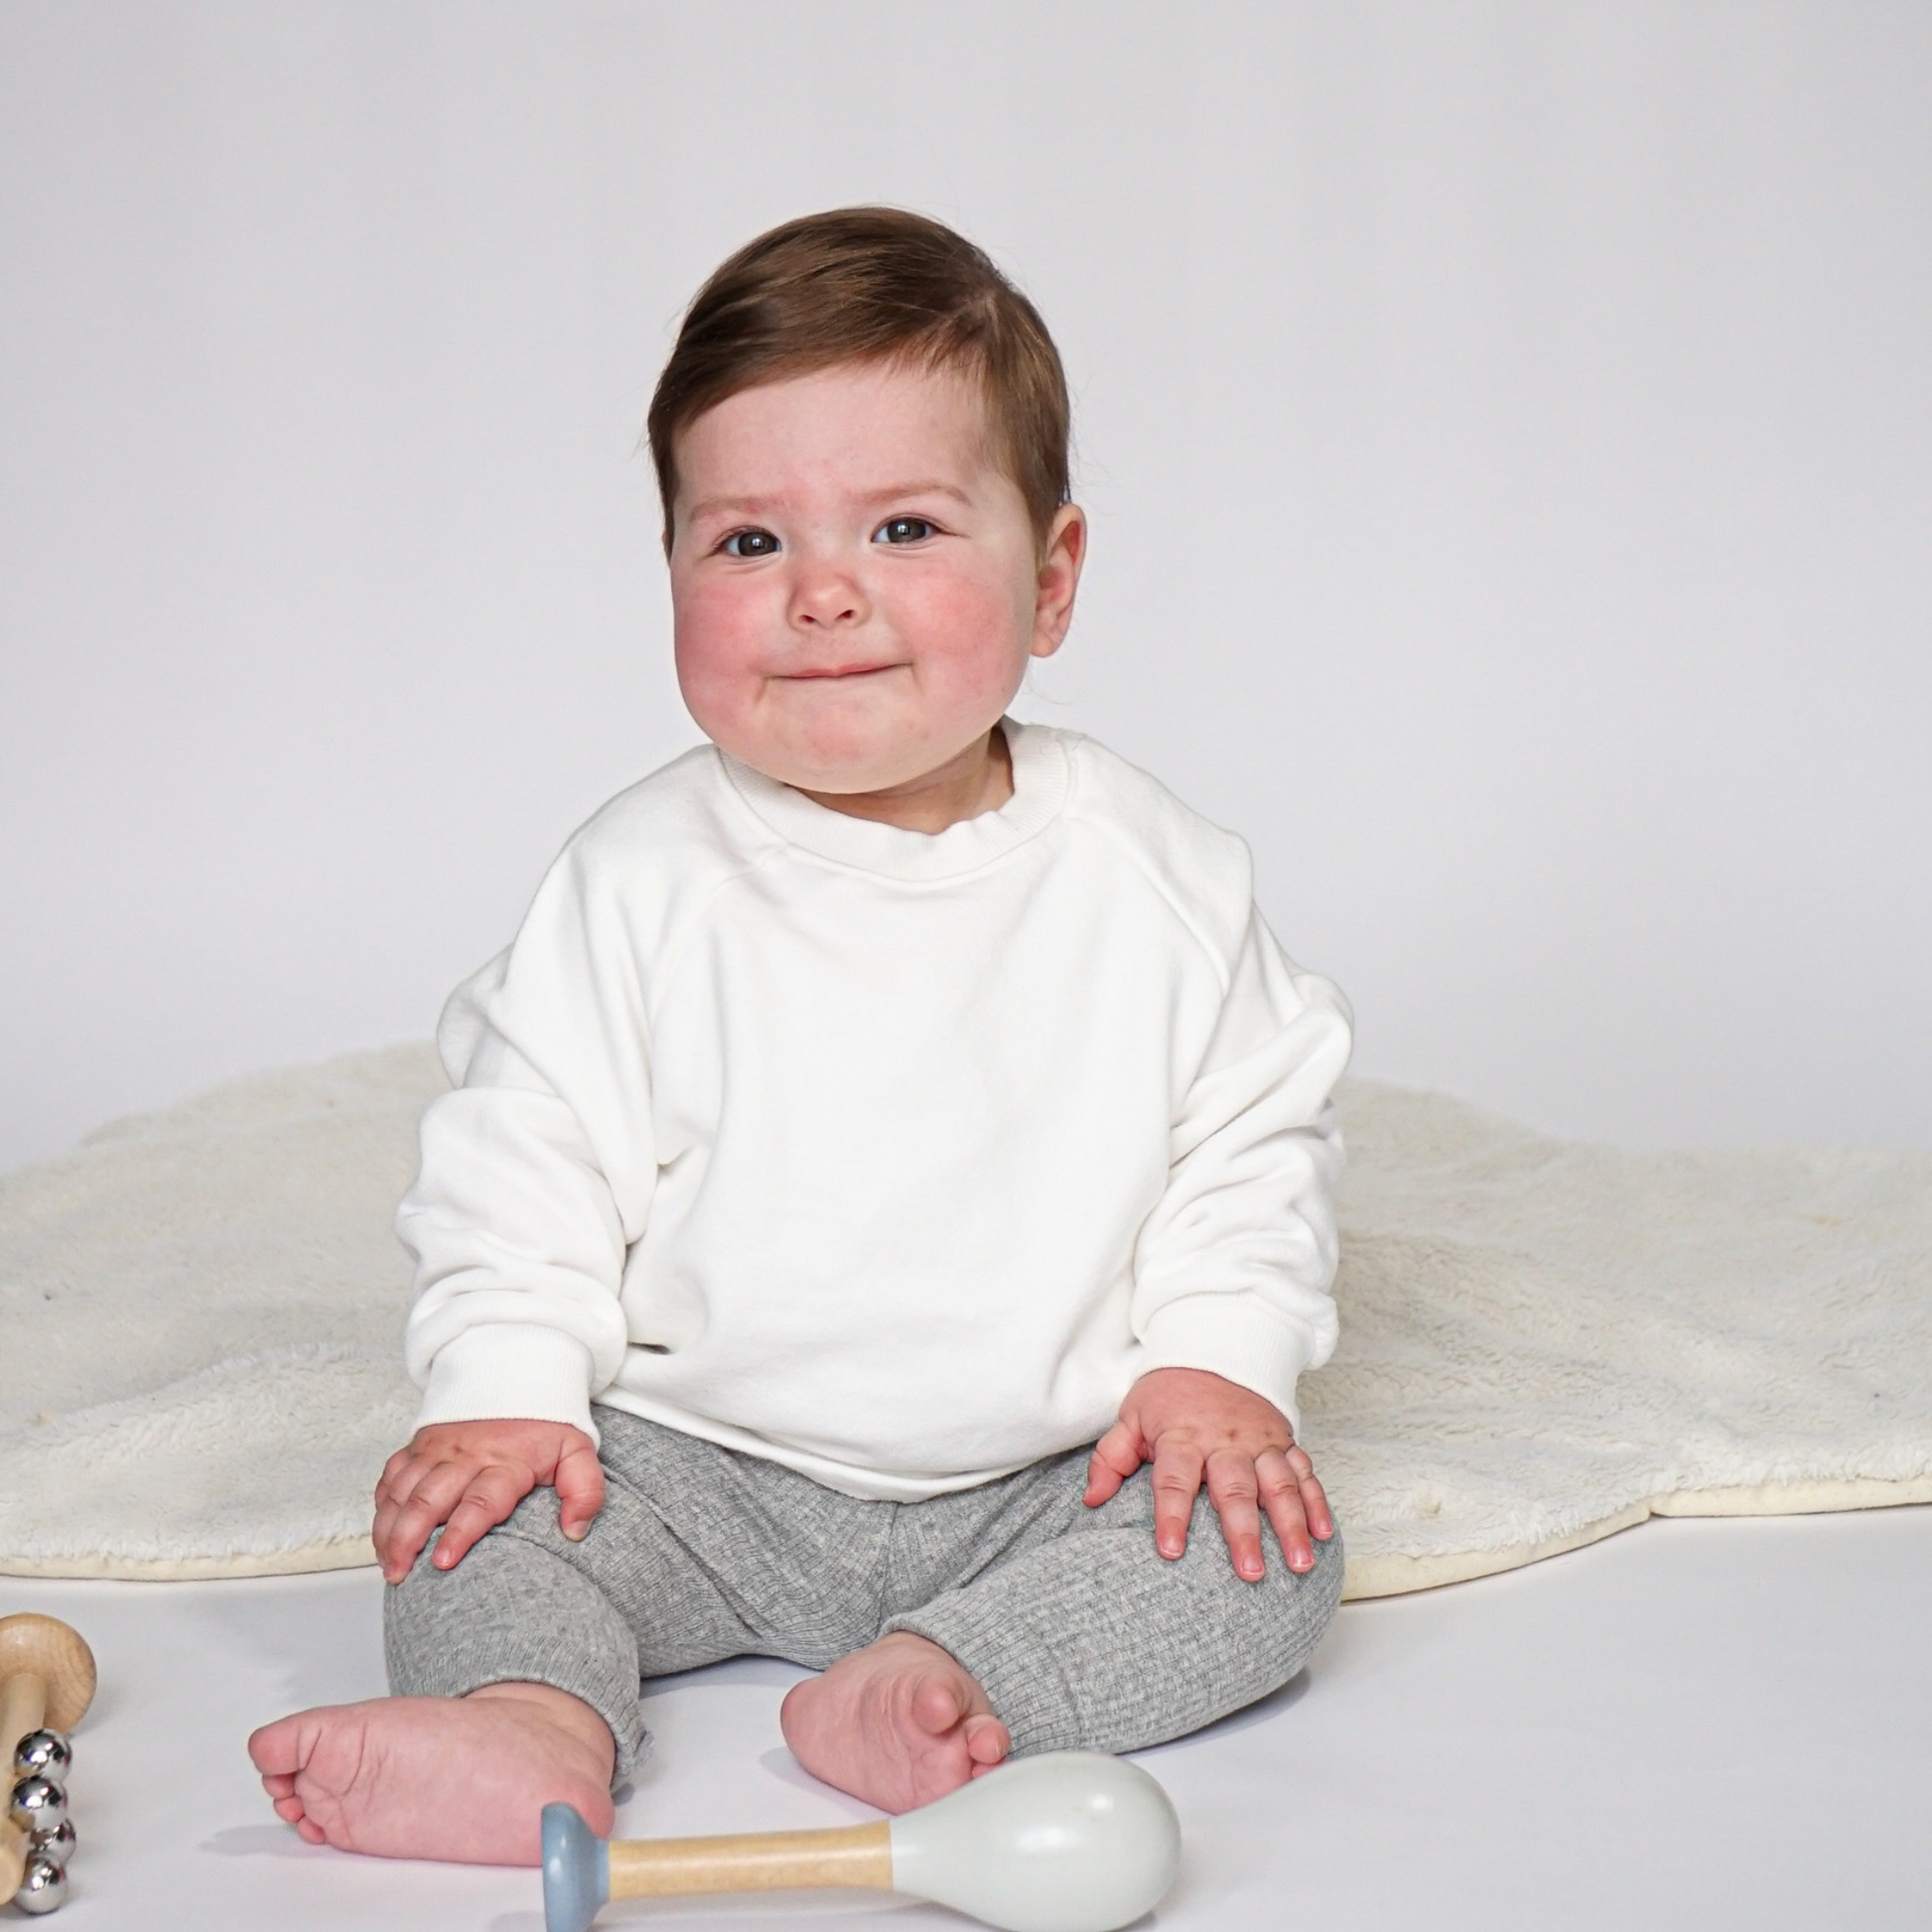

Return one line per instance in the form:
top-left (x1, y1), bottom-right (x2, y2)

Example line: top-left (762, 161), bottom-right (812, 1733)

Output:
top-left (3, 1), bottom-right (1928, 1170)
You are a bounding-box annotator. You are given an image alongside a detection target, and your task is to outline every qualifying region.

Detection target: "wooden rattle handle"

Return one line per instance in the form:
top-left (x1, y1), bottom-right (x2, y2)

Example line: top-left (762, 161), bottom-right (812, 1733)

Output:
top-left (0, 1615), bottom-right (96, 1898)
top-left (0, 1670), bottom-right (45, 1758)
top-left (0, 1674), bottom-right (45, 1896)
top-left (607, 1820), bottom-right (893, 1900)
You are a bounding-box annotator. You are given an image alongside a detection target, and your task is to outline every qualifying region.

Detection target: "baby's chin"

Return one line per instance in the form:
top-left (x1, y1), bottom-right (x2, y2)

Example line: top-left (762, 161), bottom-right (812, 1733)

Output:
top-left (704, 703), bottom-right (1006, 801)
top-left (749, 745), bottom-right (967, 798)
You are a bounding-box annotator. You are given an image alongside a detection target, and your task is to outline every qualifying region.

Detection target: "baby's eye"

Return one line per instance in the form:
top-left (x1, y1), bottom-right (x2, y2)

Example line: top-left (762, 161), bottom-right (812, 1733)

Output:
top-left (722, 528), bottom-right (780, 559)
top-left (873, 516), bottom-right (935, 546)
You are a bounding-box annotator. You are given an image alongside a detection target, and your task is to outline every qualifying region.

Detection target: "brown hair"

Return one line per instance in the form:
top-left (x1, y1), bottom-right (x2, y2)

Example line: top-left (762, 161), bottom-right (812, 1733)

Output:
top-left (646, 207), bottom-right (1071, 550)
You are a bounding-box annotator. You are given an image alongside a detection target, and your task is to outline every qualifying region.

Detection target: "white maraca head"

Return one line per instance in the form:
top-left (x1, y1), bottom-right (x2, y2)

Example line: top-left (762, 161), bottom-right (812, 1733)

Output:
top-left (888, 1751), bottom-right (1180, 1932)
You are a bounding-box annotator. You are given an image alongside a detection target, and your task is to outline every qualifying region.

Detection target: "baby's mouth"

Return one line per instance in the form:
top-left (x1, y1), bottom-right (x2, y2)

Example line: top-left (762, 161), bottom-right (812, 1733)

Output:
top-left (779, 663), bottom-right (905, 681)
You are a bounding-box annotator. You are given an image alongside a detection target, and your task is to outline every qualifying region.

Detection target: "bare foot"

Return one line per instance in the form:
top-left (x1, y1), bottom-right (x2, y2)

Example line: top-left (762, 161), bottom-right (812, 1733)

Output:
top-left (247, 1682), bottom-right (616, 1863)
top-left (779, 1631), bottom-right (1010, 1813)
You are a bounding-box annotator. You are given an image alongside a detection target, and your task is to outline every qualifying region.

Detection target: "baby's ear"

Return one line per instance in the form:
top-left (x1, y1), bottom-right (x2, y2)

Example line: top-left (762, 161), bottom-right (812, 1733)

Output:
top-left (1032, 504), bottom-right (1087, 654)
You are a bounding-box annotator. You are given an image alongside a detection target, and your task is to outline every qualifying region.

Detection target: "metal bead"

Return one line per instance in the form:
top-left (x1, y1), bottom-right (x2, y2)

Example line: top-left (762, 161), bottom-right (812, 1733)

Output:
top-left (29, 1817), bottom-right (77, 1868)
top-left (13, 1855), bottom-right (68, 1914)
top-left (12, 1730), bottom-right (70, 1781)
top-left (9, 1774), bottom-right (66, 1835)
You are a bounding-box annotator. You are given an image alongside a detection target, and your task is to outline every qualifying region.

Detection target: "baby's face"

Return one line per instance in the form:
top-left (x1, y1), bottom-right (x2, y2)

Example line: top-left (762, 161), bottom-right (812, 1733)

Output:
top-left (668, 359), bottom-right (1081, 797)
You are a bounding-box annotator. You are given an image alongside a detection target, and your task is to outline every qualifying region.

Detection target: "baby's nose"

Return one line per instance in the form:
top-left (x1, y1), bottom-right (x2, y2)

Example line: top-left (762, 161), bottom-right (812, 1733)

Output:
top-left (789, 568), bottom-right (869, 627)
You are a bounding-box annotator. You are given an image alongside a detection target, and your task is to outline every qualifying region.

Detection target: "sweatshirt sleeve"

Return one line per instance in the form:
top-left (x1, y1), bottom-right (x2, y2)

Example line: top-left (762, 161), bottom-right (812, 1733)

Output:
top-left (395, 845), bottom-right (656, 1444)
top-left (1129, 907), bottom-right (1353, 1434)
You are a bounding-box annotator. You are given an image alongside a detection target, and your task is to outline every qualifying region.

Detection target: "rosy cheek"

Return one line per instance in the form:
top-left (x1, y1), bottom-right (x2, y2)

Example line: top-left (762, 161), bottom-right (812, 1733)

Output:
top-left (674, 577), bottom-right (766, 698)
top-left (893, 571), bottom-right (1026, 691)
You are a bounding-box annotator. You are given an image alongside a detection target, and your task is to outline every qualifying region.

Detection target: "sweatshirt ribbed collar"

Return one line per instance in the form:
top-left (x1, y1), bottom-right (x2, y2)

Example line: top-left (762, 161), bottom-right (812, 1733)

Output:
top-left (720, 719), bottom-right (1070, 882)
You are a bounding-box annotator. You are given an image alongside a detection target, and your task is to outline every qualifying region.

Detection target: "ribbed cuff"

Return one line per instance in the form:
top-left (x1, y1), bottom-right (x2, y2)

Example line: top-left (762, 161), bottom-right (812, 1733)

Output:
top-left (1135, 1294), bottom-right (1318, 1434)
top-left (415, 1323), bottom-right (600, 1445)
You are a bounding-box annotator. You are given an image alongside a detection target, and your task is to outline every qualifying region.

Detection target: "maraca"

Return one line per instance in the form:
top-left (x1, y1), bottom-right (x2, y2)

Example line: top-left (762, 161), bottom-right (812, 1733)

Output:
top-left (543, 1750), bottom-right (1180, 1932)
top-left (2, 1615), bottom-right (95, 1913)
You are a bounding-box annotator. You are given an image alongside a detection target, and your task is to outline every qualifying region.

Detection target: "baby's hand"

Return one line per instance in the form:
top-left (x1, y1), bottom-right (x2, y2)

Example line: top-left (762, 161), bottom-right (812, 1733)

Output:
top-left (1083, 1367), bottom-right (1333, 1582)
top-left (371, 1419), bottom-right (605, 1585)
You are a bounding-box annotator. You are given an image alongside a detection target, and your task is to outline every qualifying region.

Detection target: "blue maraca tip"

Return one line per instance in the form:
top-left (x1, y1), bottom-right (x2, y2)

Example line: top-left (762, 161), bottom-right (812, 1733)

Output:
top-left (541, 1802), bottom-right (610, 1932)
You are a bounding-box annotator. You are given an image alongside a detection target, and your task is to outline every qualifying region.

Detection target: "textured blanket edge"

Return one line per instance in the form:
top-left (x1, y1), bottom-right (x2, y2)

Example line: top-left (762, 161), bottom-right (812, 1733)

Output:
top-left (0, 1537), bottom-right (378, 1582)
top-left (8, 1476), bottom-right (1928, 1588)
top-left (1337, 1474), bottom-right (1932, 1599)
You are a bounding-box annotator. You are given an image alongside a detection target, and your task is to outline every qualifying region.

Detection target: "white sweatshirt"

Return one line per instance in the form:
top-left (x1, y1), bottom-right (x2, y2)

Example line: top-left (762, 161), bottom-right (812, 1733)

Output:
top-left (398, 721), bottom-right (1352, 1502)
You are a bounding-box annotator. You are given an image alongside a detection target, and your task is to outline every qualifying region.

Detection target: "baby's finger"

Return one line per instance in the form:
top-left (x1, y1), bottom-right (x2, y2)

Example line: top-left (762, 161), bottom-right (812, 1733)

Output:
top-left (1204, 1450), bottom-right (1268, 1583)
top-left (375, 1504), bottom-right (438, 1585)
top-left (373, 1445), bottom-right (434, 1516)
top-left (432, 1462), bottom-right (531, 1571)
top-left (554, 1437), bottom-right (608, 1541)
top-left (379, 1457), bottom-right (480, 1582)
top-left (370, 1496), bottom-right (403, 1576)
top-left (1083, 1421), bottom-right (1143, 1507)
top-left (371, 1461), bottom-right (442, 1578)
top-left (374, 1514), bottom-right (429, 1585)
top-left (1257, 1448), bottom-right (1315, 1572)
top-left (1286, 1446), bottom-right (1335, 1540)
top-left (1150, 1438), bottom-right (1205, 1560)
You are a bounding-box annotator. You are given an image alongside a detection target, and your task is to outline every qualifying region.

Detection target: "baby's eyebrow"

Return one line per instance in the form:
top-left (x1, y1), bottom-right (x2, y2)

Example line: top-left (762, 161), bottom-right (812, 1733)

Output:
top-left (858, 481), bottom-right (974, 507)
top-left (683, 493), bottom-right (781, 525)
top-left (685, 481), bottom-right (976, 526)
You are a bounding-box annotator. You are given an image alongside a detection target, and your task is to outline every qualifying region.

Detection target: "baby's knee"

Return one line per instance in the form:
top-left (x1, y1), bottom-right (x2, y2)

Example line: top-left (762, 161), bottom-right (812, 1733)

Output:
top-left (385, 1495), bottom-right (555, 1605)
top-left (384, 1522), bottom-right (531, 1672)
top-left (1134, 1500), bottom-right (1346, 1737)
top-left (383, 1502), bottom-right (604, 1682)
top-left (1166, 1511), bottom-right (1346, 1741)
top-left (381, 1512), bottom-right (649, 1779)
top-left (1179, 1495), bottom-right (1343, 1654)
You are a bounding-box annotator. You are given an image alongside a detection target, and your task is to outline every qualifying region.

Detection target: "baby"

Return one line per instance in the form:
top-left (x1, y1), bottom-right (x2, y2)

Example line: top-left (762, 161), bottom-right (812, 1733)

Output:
top-left (249, 207), bottom-right (1352, 1865)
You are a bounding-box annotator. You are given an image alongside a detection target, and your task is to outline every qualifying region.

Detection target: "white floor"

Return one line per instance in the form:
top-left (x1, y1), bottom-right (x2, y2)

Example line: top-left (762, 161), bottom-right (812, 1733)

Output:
top-left (6, 1508), bottom-right (1928, 1931)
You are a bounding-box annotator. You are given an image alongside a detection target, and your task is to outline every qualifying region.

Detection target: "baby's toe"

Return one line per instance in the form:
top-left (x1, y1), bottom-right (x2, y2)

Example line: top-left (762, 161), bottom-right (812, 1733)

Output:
top-left (247, 1715), bottom-right (302, 1775)
top-left (963, 1714), bottom-right (1009, 1765)
top-left (908, 1672), bottom-right (968, 1737)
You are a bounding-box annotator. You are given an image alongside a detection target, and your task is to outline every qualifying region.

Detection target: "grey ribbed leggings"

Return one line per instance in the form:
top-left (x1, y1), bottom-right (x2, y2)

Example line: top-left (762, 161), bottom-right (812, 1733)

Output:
top-left (384, 1406), bottom-right (1343, 1777)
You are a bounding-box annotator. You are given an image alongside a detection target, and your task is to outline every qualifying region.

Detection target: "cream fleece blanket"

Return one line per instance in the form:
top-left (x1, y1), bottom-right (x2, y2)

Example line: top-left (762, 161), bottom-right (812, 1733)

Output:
top-left (2, 1047), bottom-right (1926, 1594)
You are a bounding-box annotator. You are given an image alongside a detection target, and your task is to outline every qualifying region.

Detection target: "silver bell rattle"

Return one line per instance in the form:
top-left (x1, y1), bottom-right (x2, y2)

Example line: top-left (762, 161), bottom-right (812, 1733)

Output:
top-left (25, 1817), bottom-right (76, 1868)
top-left (13, 1857), bottom-right (68, 1916)
top-left (12, 1729), bottom-right (71, 1781)
top-left (8, 1775), bottom-right (66, 1837)
top-left (1, 1615), bottom-right (95, 1917)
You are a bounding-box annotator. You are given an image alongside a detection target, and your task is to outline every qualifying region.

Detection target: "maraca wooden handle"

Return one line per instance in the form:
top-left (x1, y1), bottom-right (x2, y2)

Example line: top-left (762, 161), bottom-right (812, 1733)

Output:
top-left (608, 1820), bottom-right (893, 1899)
top-left (0, 1671), bottom-right (47, 1897)
top-left (0, 1672), bottom-right (46, 1757)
